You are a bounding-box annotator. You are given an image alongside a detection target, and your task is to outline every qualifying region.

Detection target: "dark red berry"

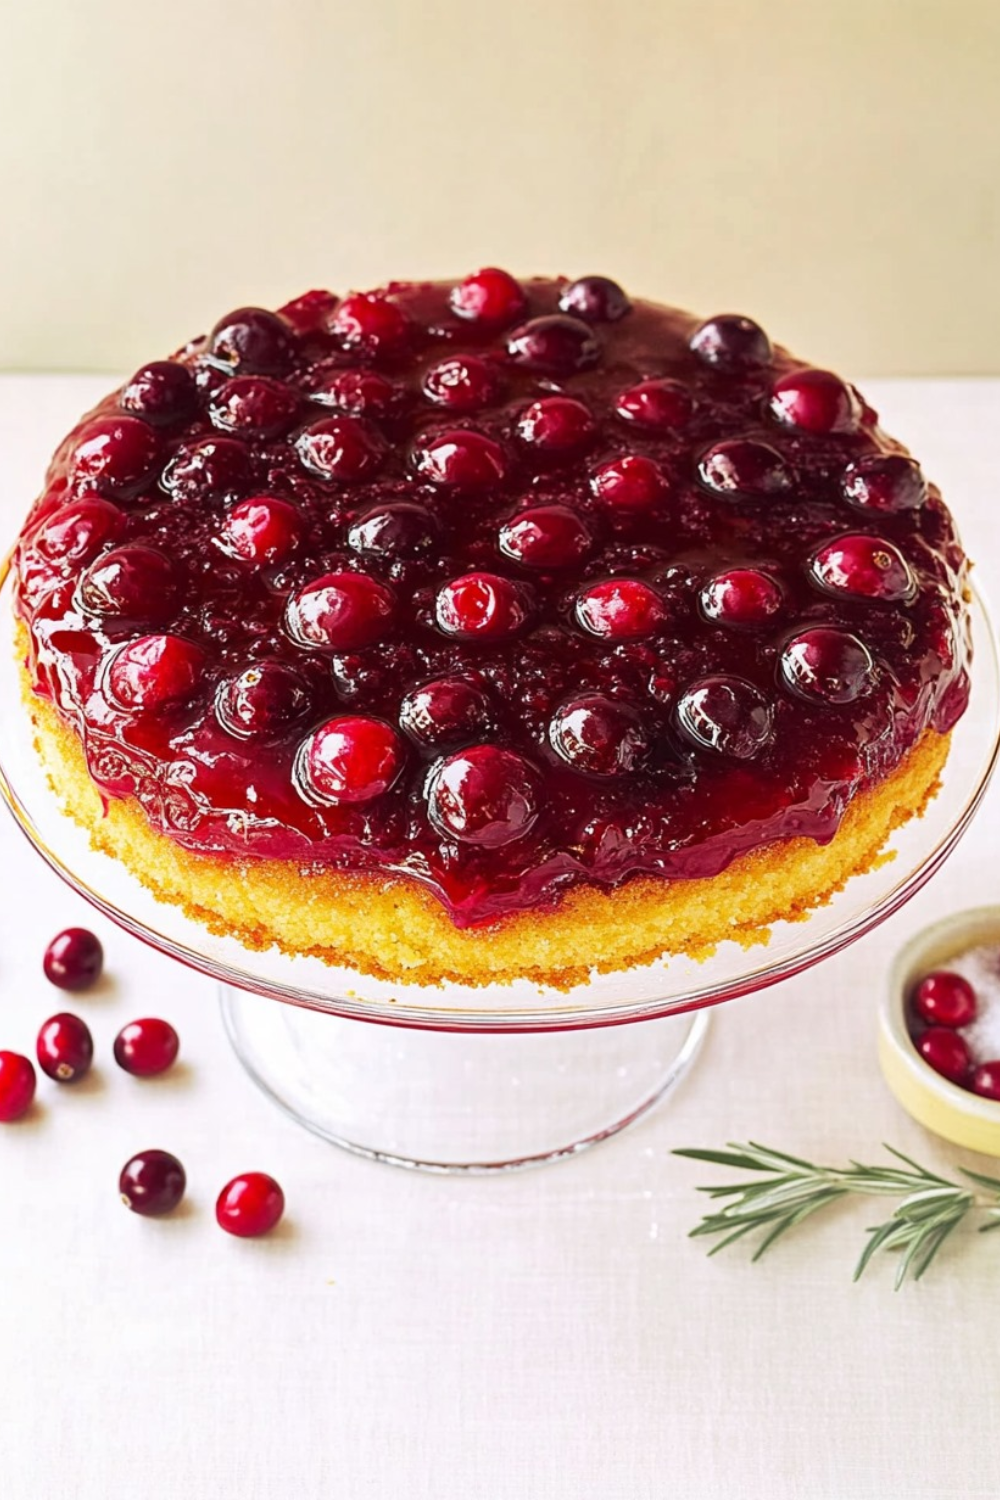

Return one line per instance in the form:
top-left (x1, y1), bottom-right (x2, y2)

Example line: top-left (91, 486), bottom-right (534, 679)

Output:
top-left (498, 506), bottom-right (593, 569)
top-left (208, 375), bottom-right (299, 438)
top-left (296, 416), bottom-right (385, 481)
top-left (412, 429), bottom-right (506, 489)
top-left (591, 455), bottom-right (668, 511)
top-left (222, 496), bottom-right (303, 566)
top-left (298, 715), bottom-right (405, 804)
top-left (422, 355), bottom-right (497, 412)
top-left (841, 454), bottom-right (927, 514)
top-left (308, 368), bottom-right (398, 418)
top-left (72, 417), bottom-right (161, 499)
top-left (549, 695), bottom-right (651, 777)
top-left (347, 503), bottom-right (440, 560)
top-left (769, 369), bottom-right (862, 435)
top-left (114, 1018), bottom-right (180, 1077)
top-left (912, 971), bottom-right (977, 1029)
top-left (558, 275), bottom-right (630, 323)
top-left (107, 634), bottom-right (206, 713)
top-left (916, 1027), bottom-right (971, 1086)
top-left (285, 572), bottom-right (396, 650)
top-left (697, 440), bottom-right (793, 499)
top-left (516, 397), bottom-right (594, 455)
top-left (216, 1172), bottom-right (285, 1238)
top-left (780, 627), bottom-right (876, 705)
top-left (208, 307), bottom-right (295, 376)
top-left (216, 662), bottom-right (311, 739)
top-left (43, 927), bottom-right (104, 990)
top-left (399, 677), bottom-right (493, 748)
top-left (435, 572), bottom-right (530, 640)
top-left (0, 1052), bottom-right (37, 1122)
top-left (701, 568), bottom-right (782, 627)
top-left (675, 676), bottom-right (773, 760)
top-left (120, 361), bottom-right (197, 427)
top-left (575, 579), bottom-right (665, 640)
top-left (506, 315), bottom-right (600, 374)
top-left (37, 1013), bottom-right (94, 1083)
top-left (971, 1063), bottom-right (1000, 1101)
top-left (78, 544), bottom-right (179, 623)
top-left (450, 268), bottom-right (526, 327)
top-left (811, 534), bottom-right (915, 602)
top-left (162, 437), bottom-right (251, 504)
top-left (427, 745), bottom-right (540, 847)
top-left (119, 1150), bottom-right (187, 1216)
top-left (689, 314), bottom-right (771, 372)
top-left (615, 378), bottom-right (692, 431)
top-left (35, 498), bottom-right (125, 567)
top-left (330, 292), bottom-right (412, 355)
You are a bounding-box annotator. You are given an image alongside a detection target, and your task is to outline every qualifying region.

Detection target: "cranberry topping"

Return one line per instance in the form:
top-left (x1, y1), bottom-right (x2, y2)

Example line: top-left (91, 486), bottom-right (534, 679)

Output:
top-left (121, 361), bottom-right (197, 427)
top-left (43, 928), bottom-right (104, 991)
top-left (423, 355), bottom-right (498, 412)
top-left (330, 292), bottom-right (412, 355)
top-left (298, 715), bottom-right (404, 804)
top-left (216, 662), bottom-right (312, 739)
top-left (499, 506), bottom-right (593, 569)
top-left (689, 314), bottom-right (771, 372)
top-left (516, 396), bottom-right (594, 455)
top-left (107, 634), bottom-right (206, 712)
top-left (701, 569), bottom-right (783, 628)
top-left (285, 572), bottom-right (396, 650)
top-left (37, 1013), bottom-right (94, 1083)
top-left (912, 971), bottom-right (977, 1029)
top-left (770, 369), bottom-right (862, 435)
top-left (427, 745), bottom-right (540, 847)
top-left (558, 275), bottom-right (631, 323)
top-left (216, 1172), bottom-right (285, 1238)
top-left (208, 307), bottom-right (295, 375)
top-left (222, 496), bottom-right (303, 566)
top-left (576, 579), bottom-right (665, 639)
top-left (506, 315), bottom-right (600, 374)
top-left (162, 437), bottom-right (250, 504)
top-left (811, 534), bottom-right (915, 602)
top-left (450, 268), bottom-right (526, 327)
top-left (400, 677), bottom-right (493, 748)
top-left (550, 695), bottom-right (650, 777)
top-left (916, 1027), bottom-right (971, 1086)
top-left (35, 498), bottom-right (125, 566)
top-left (590, 455), bottom-right (668, 511)
top-left (841, 454), bottom-right (927, 514)
top-left (308, 368), bottom-right (398, 418)
top-left (78, 544), bottom-right (178, 623)
top-left (72, 417), bottom-right (160, 499)
top-left (119, 1150), bottom-right (186, 1216)
top-left (0, 1053), bottom-right (36, 1122)
top-left (436, 572), bottom-right (530, 639)
top-left (348, 503), bottom-right (440, 560)
top-left (971, 1064), bottom-right (1000, 1102)
top-left (209, 375), bottom-right (299, 438)
top-left (676, 677), bottom-right (773, 760)
top-left (780, 628), bottom-right (876, 705)
top-left (296, 416), bottom-right (385, 481)
top-left (114, 1018), bottom-right (180, 1077)
top-left (697, 439), bottom-right (793, 499)
top-left (615, 379), bottom-right (692, 431)
top-left (412, 429), bottom-right (506, 489)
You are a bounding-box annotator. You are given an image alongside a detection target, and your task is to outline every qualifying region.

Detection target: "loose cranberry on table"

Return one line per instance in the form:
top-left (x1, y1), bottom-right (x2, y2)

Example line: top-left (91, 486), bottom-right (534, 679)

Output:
top-left (43, 927), bottom-right (104, 990)
top-left (36, 1013), bottom-right (94, 1083)
top-left (114, 1019), bottom-right (180, 1078)
top-left (0, 1052), bottom-right (36, 1123)
top-left (216, 1173), bottom-right (286, 1238)
top-left (912, 971), bottom-right (978, 1029)
top-left (916, 1027), bottom-right (972, 1086)
top-left (119, 1150), bottom-right (187, 1217)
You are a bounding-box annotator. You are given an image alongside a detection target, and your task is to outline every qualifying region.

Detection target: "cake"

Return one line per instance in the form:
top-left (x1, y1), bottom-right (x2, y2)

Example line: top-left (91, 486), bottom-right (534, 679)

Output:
top-left (10, 271), bottom-right (971, 990)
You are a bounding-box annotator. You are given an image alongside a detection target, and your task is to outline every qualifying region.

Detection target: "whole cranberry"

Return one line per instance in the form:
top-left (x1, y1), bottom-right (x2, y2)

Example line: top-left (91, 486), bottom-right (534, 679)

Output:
top-left (120, 360), bottom-right (197, 427)
top-left (697, 439), bottom-right (793, 499)
top-left (591, 455), bottom-right (668, 511)
top-left (558, 275), bottom-right (631, 323)
top-left (107, 634), bottom-right (206, 712)
top-left (575, 579), bottom-right (665, 640)
top-left (780, 627), bottom-right (876, 705)
top-left (399, 677), bottom-right (493, 748)
top-left (516, 397), bottom-right (594, 455)
top-left (435, 572), bottom-right (530, 640)
top-left (912, 971), bottom-right (977, 1029)
top-left (427, 745), bottom-right (541, 847)
top-left (36, 1013), bottom-right (94, 1083)
top-left (119, 1149), bottom-right (187, 1216)
top-left (506, 315), bottom-right (600, 374)
top-left (700, 568), bottom-right (783, 627)
top-left (422, 355), bottom-right (498, 412)
top-left (309, 368), bottom-right (398, 418)
top-left (296, 416), bottom-right (385, 481)
top-left (971, 1063), bottom-right (1000, 1101)
top-left (841, 453), bottom-right (927, 514)
top-left (208, 376), bottom-right (299, 439)
top-left (615, 378), bottom-right (692, 431)
top-left (916, 1027), bottom-right (971, 1086)
top-left (285, 572), bottom-right (396, 650)
top-left (72, 416), bottom-right (161, 499)
top-left (412, 429), bottom-right (506, 489)
top-left (549, 695), bottom-right (651, 777)
top-left (36, 498), bottom-right (125, 566)
top-left (498, 506), bottom-right (593, 569)
top-left (78, 544), bottom-right (179, 622)
top-left (298, 715), bottom-right (405, 804)
top-left (0, 1053), bottom-right (37, 1122)
top-left (279, 288), bottom-right (338, 334)
top-left (811, 534), bottom-right (915, 602)
top-left (329, 292), bottom-right (413, 355)
top-left (675, 676), bottom-right (773, 760)
top-left (215, 662), bottom-right (312, 739)
top-left (208, 307), bottom-right (295, 375)
top-left (222, 495), bottom-right (304, 567)
top-left (114, 1018), bottom-right (180, 1077)
top-left (347, 503), bottom-right (440, 560)
top-left (162, 436), bottom-right (251, 503)
top-left (216, 1172), bottom-right (285, 1238)
top-left (43, 927), bottom-right (104, 990)
top-left (689, 314), bottom-right (772, 372)
top-left (450, 268), bottom-right (527, 327)
top-left (769, 369), bottom-right (862, 435)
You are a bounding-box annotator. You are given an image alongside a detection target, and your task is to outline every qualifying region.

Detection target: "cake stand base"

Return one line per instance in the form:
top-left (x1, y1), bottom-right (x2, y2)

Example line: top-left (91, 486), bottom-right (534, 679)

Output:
top-left (220, 986), bottom-right (711, 1174)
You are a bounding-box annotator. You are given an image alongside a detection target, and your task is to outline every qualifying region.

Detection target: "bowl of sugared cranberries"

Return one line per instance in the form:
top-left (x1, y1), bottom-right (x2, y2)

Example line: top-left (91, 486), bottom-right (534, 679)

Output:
top-left (880, 907), bottom-right (1000, 1156)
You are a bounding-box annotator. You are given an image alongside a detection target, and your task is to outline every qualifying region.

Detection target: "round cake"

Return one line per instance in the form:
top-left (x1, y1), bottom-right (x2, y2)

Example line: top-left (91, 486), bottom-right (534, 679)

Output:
top-left (10, 271), bottom-right (971, 989)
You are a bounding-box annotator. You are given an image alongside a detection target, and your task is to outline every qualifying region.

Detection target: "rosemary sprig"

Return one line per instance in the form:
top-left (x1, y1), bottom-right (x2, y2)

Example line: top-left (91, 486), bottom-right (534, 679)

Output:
top-left (673, 1142), bottom-right (1000, 1287)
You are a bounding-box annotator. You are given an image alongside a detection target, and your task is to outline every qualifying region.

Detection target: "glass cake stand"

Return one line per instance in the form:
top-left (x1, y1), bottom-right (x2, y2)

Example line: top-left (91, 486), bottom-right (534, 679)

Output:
top-left (2, 567), bottom-right (998, 1172)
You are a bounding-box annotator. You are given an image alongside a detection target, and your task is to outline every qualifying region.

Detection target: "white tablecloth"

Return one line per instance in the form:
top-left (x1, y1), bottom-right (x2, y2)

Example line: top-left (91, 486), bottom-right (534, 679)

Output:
top-left (1, 376), bottom-right (998, 1500)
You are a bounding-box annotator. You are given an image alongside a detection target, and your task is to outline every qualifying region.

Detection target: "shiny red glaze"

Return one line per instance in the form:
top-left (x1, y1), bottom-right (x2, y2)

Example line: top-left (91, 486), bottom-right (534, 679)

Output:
top-left (107, 635), bottom-right (206, 712)
top-left (422, 355), bottom-right (497, 412)
top-left (71, 417), bottom-right (161, 499)
top-left (498, 506), bottom-right (592, 569)
top-left (0, 1053), bottom-right (37, 1122)
top-left (216, 1172), bottom-right (285, 1237)
top-left (516, 396), bottom-right (594, 454)
top-left (222, 496), bottom-right (303, 566)
top-left (912, 971), bottom-right (978, 1029)
top-left (43, 927), bottom-right (104, 990)
top-left (811, 534), bottom-right (914, 602)
top-left (435, 572), bottom-right (529, 639)
top-left (575, 578), bottom-right (665, 639)
top-left (299, 715), bottom-right (405, 803)
top-left (590, 454), bottom-right (667, 511)
top-left (36, 1013), bottom-right (94, 1083)
top-left (412, 429), bottom-right (506, 489)
top-left (701, 569), bottom-right (782, 628)
top-left (296, 416), bottom-right (385, 481)
top-left (114, 1018), bottom-right (180, 1077)
top-left (285, 573), bottom-right (396, 650)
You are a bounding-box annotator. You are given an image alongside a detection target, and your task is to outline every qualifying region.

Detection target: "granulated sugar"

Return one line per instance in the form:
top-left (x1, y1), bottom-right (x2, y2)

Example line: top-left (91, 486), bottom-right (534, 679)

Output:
top-left (941, 943), bottom-right (1000, 1062)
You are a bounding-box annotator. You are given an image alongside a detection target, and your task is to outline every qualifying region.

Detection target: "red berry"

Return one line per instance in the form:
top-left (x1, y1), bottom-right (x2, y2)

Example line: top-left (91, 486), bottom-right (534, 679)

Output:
top-left (347, 504), bottom-right (440, 560)
top-left (971, 1063), bottom-right (1000, 1102)
top-left (71, 416), bottom-right (161, 499)
top-left (215, 661), bottom-right (312, 739)
top-left (507, 315), bottom-right (601, 374)
top-left (119, 1150), bottom-right (187, 1216)
top-left (107, 634), bottom-right (206, 713)
top-left (399, 677), bottom-right (493, 749)
top-left (575, 579), bottom-right (665, 640)
top-left (422, 355), bottom-right (498, 412)
top-left (43, 927), bottom-right (104, 990)
top-left (216, 1172), bottom-right (286, 1238)
top-left (811, 534), bottom-right (915, 602)
top-left (701, 568), bottom-right (783, 627)
top-left (427, 745), bottom-right (541, 847)
top-left (37, 1013), bottom-right (94, 1083)
top-left (916, 1027), bottom-right (971, 1085)
top-left (412, 429), bottom-right (506, 489)
top-left (222, 496), bottom-right (303, 566)
top-left (780, 627), bottom-right (876, 705)
top-left (35, 498), bottom-right (126, 567)
top-left (549, 695), bottom-right (651, 777)
top-left (208, 375), bottom-right (299, 438)
top-left (675, 676), bottom-right (773, 760)
top-left (558, 275), bottom-right (631, 323)
top-left (296, 416), bottom-right (385, 481)
top-left (0, 1052), bottom-right (37, 1122)
top-left (450, 268), bottom-right (526, 327)
top-left (590, 454), bottom-right (668, 511)
top-left (516, 397), bottom-right (594, 455)
top-left (615, 378), bottom-right (692, 431)
top-left (330, 292), bottom-right (412, 355)
top-left (120, 361), bottom-right (197, 427)
top-left (689, 314), bottom-right (771, 372)
top-left (308, 368), bottom-right (398, 418)
top-left (769, 369), bottom-right (862, 435)
top-left (114, 1018), bottom-right (180, 1077)
top-left (841, 454), bottom-right (927, 514)
top-left (697, 440), bottom-right (793, 499)
top-left (498, 506), bottom-right (593, 569)
top-left (209, 307), bottom-right (295, 375)
top-left (298, 715), bottom-right (405, 804)
top-left (78, 544), bottom-right (179, 623)
top-left (285, 572), bottom-right (396, 650)
top-left (162, 437), bottom-right (251, 503)
top-left (435, 572), bottom-right (530, 640)
top-left (912, 971), bottom-right (977, 1029)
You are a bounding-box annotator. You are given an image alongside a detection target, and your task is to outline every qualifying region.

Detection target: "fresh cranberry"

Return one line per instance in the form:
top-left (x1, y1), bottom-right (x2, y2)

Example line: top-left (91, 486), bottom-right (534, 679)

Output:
top-left (107, 634), bottom-right (206, 712)
top-left (427, 745), bottom-right (540, 847)
top-left (308, 368), bottom-right (398, 418)
top-left (36, 1013), bottom-right (94, 1083)
top-left (114, 1018), bottom-right (180, 1077)
top-left (43, 927), bottom-right (104, 990)
top-left (347, 503), bottom-right (440, 560)
top-left (119, 1150), bottom-right (187, 1216)
top-left (329, 292), bottom-right (412, 355)
top-left (516, 397), bottom-right (594, 455)
top-left (590, 455), bottom-right (668, 511)
top-left (296, 416), bottom-right (385, 481)
top-left (208, 307), bottom-right (295, 375)
top-left (916, 1027), bottom-right (971, 1086)
top-left (549, 695), bottom-right (651, 777)
top-left (399, 677), bottom-right (493, 748)
top-left (285, 572), bottom-right (396, 650)
top-left (121, 361), bottom-right (197, 427)
top-left (208, 375), bottom-right (299, 438)
top-left (221, 495), bottom-right (303, 567)
top-left (215, 662), bottom-right (312, 739)
top-left (435, 572), bottom-right (530, 639)
top-left (811, 533), bottom-right (915, 602)
top-left (615, 379), bottom-right (692, 431)
top-left (697, 439), bottom-right (793, 498)
top-left (72, 416), bottom-right (161, 499)
top-left (298, 715), bottom-right (405, 804)
top-left (162, 437), bottom-right (251, 504)
top-left (450, 268), bottom-right (526, 327)
top-left (912, 971), bottom-right (977, 1029)
top-left (780, 627), bottom-right (876, 705)
top-left (575, 579), bottom-right (665, 640)
top-left (216, 1172), bottom-right (285, 1238)
top-left (498, 506), bottom-right (593, 569)
top-left (676, 676), bottom-right (773, 759)
top-left (701, 568), bottom-right (782, 627)
top-left (422, 355), bottom-right (498, 412)
top-left (35, 498), bottom-right (125, 566)
top-left (278, 288), bottom-right (338, 334)
top-left (971, 1063), bottom-right (1000, 1101)
top-left (689, 314), bottom-right (772, 372)
top-left (506, 315), bottom-right (600, 374)
top-left (558, 275), bottom-right (631, 323)
top-left (78, 544), bottom-right (179, 622)
top-left (769, 369), bottom-right (862, 434)
top-left (412, 429), bottom-right (506, 489)
top-left (841, 454), bottom-right (927, 514)
top-left (0, 1053), bottom-right (36, 1122)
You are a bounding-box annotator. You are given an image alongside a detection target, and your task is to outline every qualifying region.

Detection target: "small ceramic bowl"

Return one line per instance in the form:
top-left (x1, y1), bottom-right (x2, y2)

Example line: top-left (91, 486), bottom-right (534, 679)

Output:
top-left (879, 905), bottom-right (1000, 1156)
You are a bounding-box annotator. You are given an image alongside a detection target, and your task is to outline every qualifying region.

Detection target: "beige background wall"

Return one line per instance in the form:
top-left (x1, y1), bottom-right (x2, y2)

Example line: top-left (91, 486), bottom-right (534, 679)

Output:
top-left (1, 0), bottom-right (998, 375)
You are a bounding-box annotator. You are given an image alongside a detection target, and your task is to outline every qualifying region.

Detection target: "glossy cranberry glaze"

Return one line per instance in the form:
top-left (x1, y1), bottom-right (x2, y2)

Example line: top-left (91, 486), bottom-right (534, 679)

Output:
top-left (13, 276), bottom-right (971, 926)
